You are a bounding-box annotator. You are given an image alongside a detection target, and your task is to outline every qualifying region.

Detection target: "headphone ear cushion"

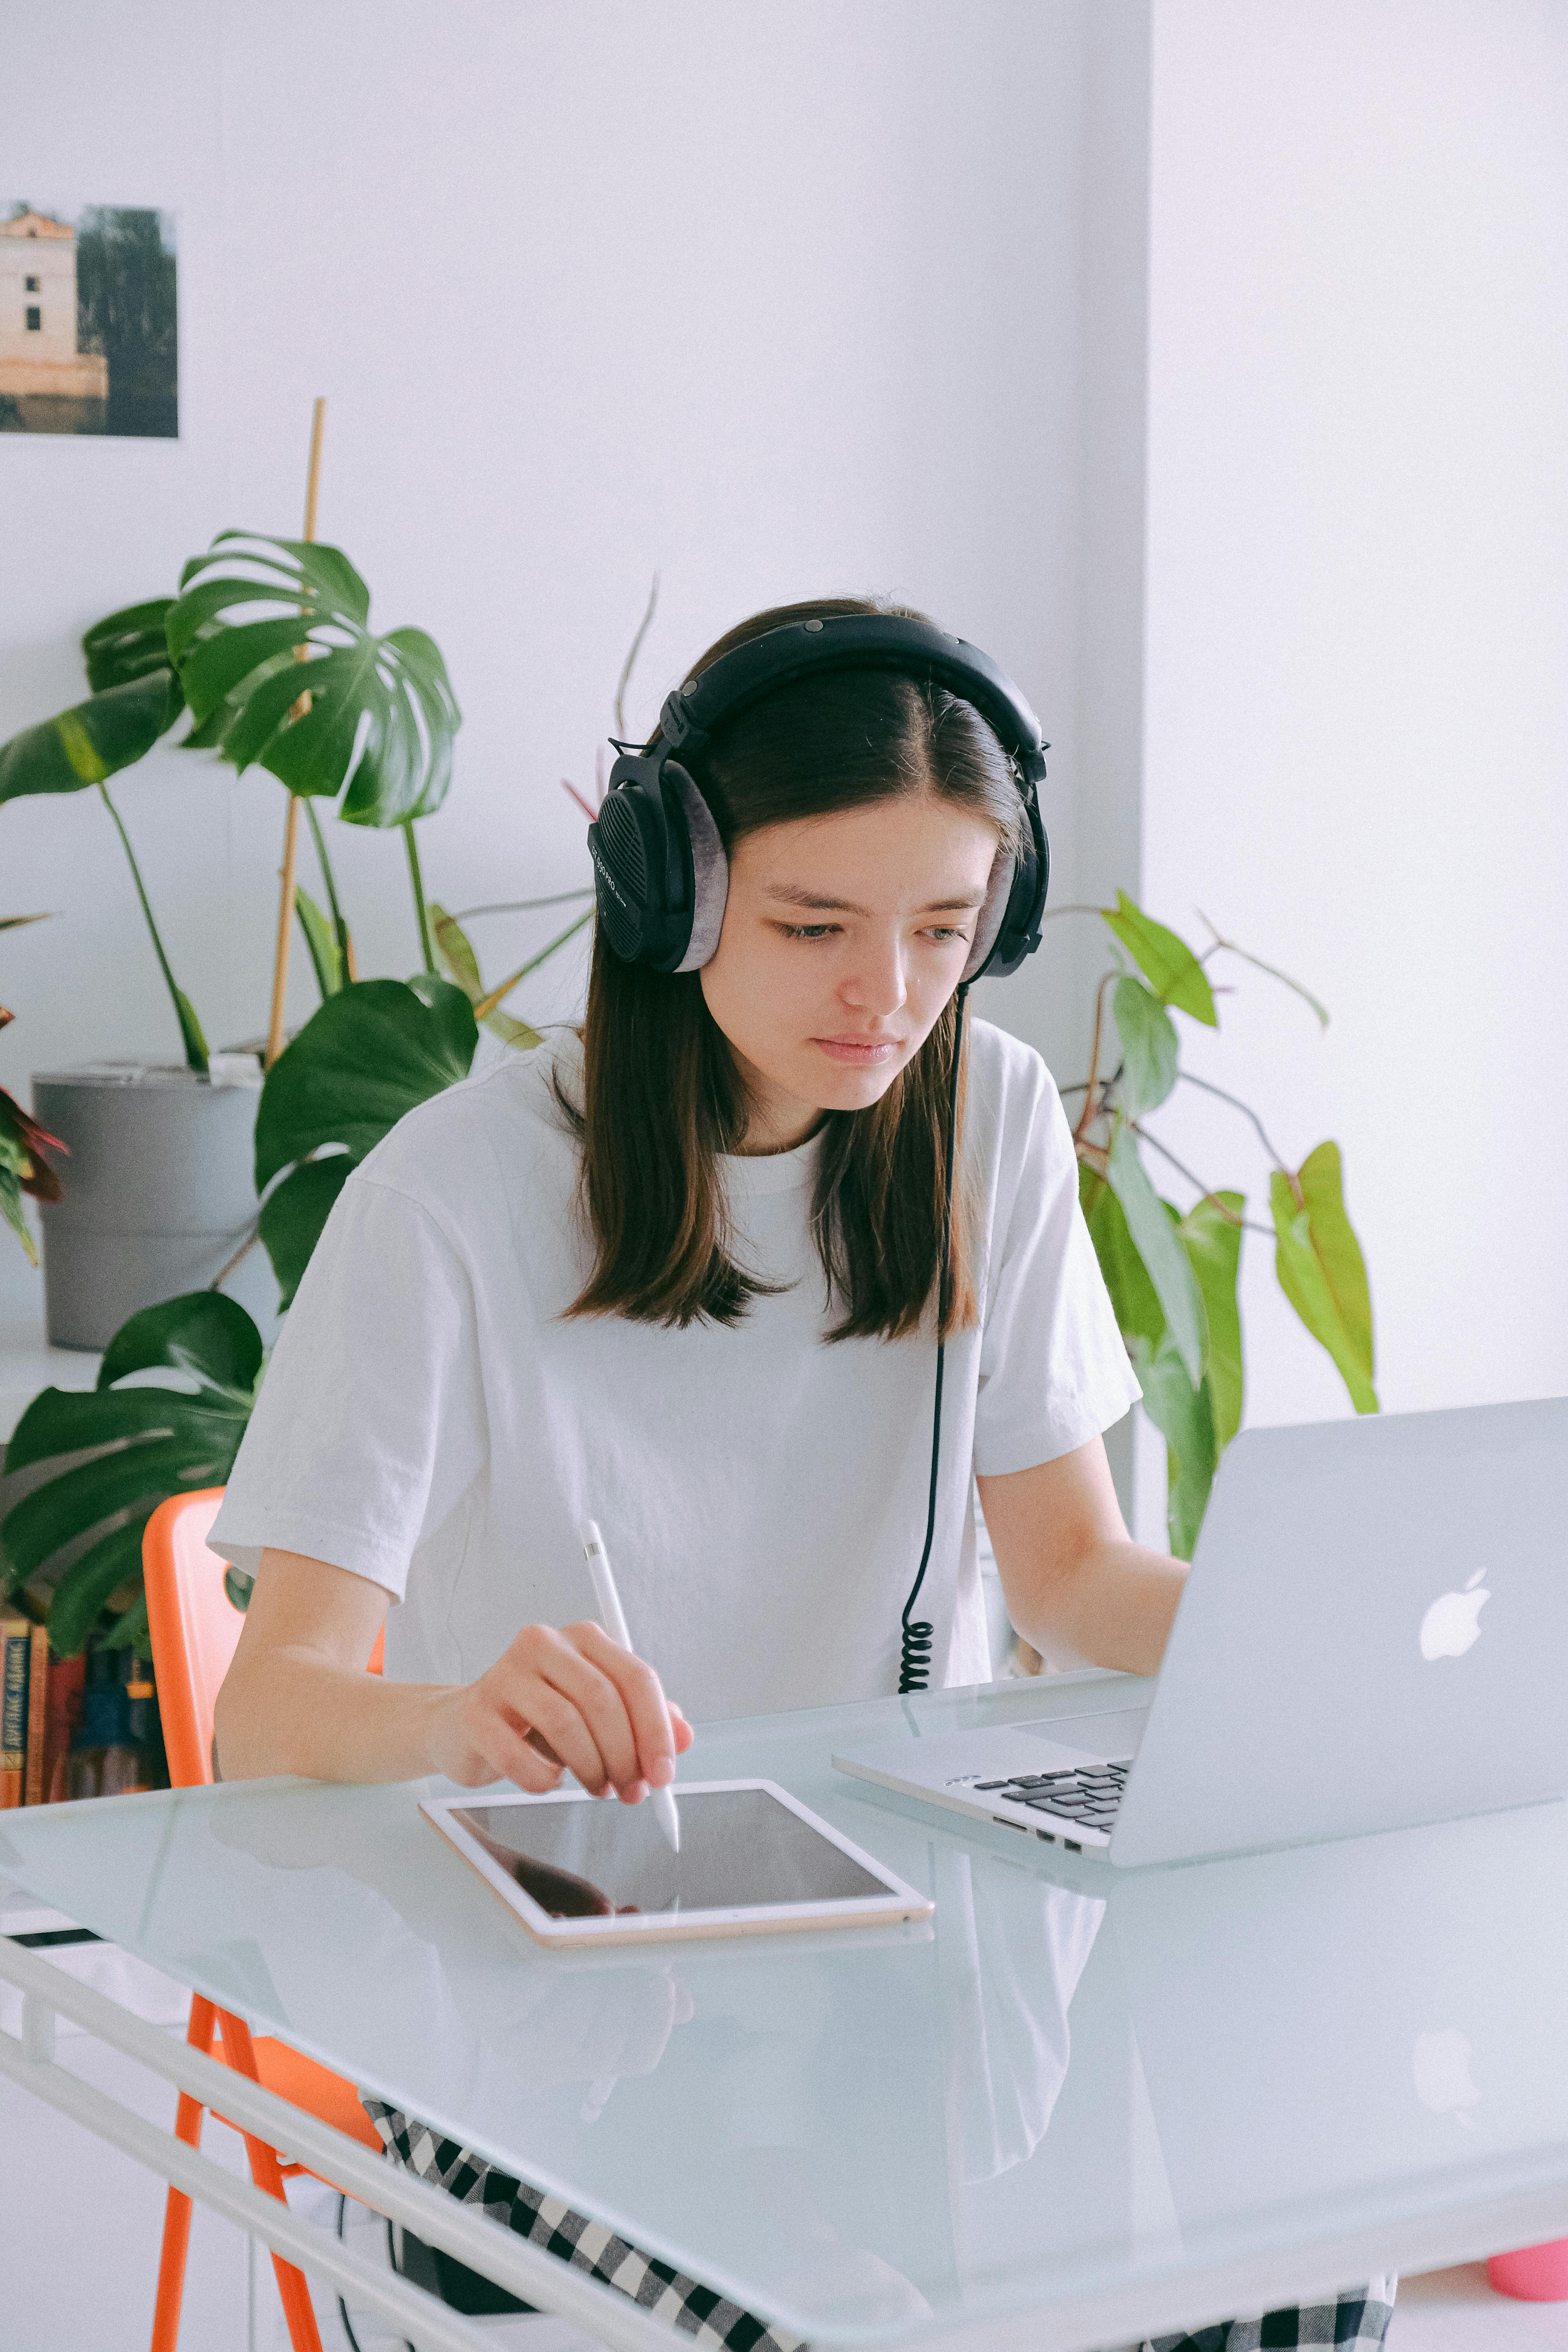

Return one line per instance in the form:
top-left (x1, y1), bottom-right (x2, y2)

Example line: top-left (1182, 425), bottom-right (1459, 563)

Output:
top-left (962, 844), bottom-right (1016, 983)
top-left (666, 763), bottom-right (730, 971)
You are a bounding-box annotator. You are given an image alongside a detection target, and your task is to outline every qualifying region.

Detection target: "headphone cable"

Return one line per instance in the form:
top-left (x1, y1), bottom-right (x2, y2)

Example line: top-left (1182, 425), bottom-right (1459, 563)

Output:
top-left (898, 982), bottom-right (968, 1694)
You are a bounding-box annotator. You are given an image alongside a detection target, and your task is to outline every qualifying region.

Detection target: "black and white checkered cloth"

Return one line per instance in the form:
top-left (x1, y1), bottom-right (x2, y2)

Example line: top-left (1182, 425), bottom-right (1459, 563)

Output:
top-left (365, 2101), bottom-right (806, 2350)
top-left (366, 2101), bottom-right (1395, 2352)
top-left (1131, 2276), bottom-right (1398, 2350)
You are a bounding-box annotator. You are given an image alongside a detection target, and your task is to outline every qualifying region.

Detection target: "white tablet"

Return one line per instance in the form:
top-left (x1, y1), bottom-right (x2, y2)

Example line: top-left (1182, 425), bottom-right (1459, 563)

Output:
top-left (421, 1777), bottom-right (934, 1948)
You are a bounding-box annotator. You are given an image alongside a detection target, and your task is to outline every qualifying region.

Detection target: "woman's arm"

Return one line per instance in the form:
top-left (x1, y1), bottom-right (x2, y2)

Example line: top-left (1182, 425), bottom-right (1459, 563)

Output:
top-left (978, 1435), bottom-right (1187, 1679)
top-left (214, 1548), bottom-right (692, 1798)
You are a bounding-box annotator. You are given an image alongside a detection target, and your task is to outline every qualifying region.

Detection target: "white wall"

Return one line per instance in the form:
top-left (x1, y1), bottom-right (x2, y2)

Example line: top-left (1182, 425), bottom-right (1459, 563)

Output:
top-left (1136, 0), bottom-right (1568, 1440)
top-left (0, 0), bottom-right (1119, 1331)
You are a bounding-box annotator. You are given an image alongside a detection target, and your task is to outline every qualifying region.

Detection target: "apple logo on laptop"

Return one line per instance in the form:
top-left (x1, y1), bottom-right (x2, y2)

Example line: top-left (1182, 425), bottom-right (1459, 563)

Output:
top-left (1412, 2028), bottom-right (1479, 2127)
top-left (1419, 1567), bottom-right (1491, 1662)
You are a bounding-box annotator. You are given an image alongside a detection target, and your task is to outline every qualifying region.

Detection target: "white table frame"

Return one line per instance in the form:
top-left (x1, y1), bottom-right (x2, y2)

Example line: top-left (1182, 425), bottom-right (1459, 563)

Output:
top-left (6, 1925), bottom-right (1568, 2352)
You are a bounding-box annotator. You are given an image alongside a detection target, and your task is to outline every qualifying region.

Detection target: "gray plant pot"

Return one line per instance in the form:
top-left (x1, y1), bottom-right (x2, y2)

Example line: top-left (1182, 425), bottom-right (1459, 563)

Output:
top-left (33, 1065), bottom-right (277, 1352)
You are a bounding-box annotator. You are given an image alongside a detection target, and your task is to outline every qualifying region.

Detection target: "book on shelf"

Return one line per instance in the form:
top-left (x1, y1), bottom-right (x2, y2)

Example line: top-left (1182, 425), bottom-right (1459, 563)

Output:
top-left (0, 1612), bottom-right (31, 1808)
top-left (24, 1621), bottom-right (48, 1806)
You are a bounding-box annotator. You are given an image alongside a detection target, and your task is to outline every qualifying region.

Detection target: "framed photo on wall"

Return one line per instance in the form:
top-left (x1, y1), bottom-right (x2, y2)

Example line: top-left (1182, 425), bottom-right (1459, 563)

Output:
top-left (0, 201), bottom-right (177, 439)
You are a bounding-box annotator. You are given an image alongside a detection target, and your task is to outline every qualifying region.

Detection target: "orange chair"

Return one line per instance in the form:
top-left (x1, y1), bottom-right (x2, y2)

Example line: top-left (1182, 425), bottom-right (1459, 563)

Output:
top-left (143, 1488), bottom-right (387, 2352)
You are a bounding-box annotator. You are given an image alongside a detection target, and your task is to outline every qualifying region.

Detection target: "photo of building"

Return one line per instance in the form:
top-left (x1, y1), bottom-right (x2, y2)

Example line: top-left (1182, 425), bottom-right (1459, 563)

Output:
top-left (0, 202), bottom-right (176, 437)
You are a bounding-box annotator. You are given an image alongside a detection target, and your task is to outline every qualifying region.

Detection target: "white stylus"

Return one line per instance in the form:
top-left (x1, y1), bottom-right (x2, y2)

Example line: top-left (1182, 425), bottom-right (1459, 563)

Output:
top-left (580, 1519), bottom-right (681, 1854)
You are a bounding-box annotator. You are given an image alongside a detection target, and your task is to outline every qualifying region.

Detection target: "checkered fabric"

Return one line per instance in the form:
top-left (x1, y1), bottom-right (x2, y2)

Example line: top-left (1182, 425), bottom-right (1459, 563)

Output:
top-left (367, 2100), bottom-right (1394, 2352)
top-left (1136, 2274), bottom-right (1398, 2350)
top-left (364, 2100), bottom-right (806, 2352)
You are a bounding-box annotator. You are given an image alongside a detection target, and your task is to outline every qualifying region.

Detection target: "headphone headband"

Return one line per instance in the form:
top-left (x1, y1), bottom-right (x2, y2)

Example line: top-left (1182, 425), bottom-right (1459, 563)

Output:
top-left (656, 612), bottom-right (1048, 787)
top-left (589, 610), bottom-right (1050, 980)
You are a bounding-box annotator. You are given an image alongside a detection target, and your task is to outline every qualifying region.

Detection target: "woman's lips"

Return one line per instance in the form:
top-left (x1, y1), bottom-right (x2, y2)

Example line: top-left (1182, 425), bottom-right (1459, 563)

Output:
top-left (812, 1036), bottom-right (902, 1065)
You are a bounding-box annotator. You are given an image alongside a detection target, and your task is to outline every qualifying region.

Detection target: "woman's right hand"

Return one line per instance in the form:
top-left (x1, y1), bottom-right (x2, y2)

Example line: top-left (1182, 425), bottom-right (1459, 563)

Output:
top-left (426, 1620), bottom-right (693, 1806)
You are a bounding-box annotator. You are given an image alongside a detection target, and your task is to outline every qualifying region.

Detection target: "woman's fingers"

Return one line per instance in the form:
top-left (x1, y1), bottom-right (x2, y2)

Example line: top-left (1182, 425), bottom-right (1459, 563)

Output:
top-left (463, 1623), bottom-right (691, 1804)
top-left (566, 1622), bottom-right (680, 1792)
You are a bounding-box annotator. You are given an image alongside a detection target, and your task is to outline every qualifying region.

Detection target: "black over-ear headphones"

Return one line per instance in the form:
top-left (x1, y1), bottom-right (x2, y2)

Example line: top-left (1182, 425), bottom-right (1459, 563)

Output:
top-left (585, 612), bottom-right (1052, 1696)
top-left (588, 611), bottom-right (1050, 982)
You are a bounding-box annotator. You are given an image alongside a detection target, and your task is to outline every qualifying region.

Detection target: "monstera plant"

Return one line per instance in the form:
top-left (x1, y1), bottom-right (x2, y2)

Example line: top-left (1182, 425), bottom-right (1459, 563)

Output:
top-left (0, 577), bottom-right (636, 1650)
top-left (0, 535), bottom-right (462, 1068)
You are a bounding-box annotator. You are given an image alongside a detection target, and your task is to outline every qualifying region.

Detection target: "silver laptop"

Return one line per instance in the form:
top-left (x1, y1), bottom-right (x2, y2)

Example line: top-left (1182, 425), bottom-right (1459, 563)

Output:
top-left (834, 1397), bottom-right (1568, 1867)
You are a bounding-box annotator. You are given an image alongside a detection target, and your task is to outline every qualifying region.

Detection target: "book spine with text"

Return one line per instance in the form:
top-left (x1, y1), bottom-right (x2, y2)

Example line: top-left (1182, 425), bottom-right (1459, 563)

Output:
top-left (24, 1625), bottom-right (50, 1806)
top-left (0, 1615), bottom-right (32, 1808)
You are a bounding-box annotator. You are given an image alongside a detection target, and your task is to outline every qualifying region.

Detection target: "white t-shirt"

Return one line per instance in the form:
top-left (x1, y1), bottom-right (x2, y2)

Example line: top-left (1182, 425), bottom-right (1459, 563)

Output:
top-left (211, 1016), bottom-right (1141, 1719)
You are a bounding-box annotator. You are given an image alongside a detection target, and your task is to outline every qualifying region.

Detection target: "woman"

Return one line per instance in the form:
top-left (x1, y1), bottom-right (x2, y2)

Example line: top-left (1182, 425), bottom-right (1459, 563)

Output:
top-left (212, 598), bottom-right (1394, 2352)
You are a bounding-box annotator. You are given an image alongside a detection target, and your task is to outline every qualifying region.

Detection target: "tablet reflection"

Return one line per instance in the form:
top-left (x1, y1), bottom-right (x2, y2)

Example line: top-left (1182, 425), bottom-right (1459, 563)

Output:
top-left (465, 1818), bottom-right (630, 1919)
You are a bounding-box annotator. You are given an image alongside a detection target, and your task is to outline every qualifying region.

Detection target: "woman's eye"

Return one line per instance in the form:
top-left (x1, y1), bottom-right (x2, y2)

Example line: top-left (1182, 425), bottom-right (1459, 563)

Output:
top-left (779, 924), bottom-right (839, 941)
top-left (925, 926), bottom-right (969, 945)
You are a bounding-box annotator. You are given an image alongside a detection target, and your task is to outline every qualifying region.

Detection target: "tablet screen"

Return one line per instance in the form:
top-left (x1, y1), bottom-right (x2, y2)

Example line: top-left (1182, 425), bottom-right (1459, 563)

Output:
top-left (452, 1788), bottom-right (889, 1920)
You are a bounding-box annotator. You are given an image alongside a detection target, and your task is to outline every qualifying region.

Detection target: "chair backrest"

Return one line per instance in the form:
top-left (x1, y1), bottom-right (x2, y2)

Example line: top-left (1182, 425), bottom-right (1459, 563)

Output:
top-left (143, 1488), bottom-right (383, 1790)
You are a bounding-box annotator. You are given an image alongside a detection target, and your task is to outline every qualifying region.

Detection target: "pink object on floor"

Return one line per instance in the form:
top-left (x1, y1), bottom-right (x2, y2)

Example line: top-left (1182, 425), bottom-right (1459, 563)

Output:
top-left (1487, 2239), bottom-right (1568, 2300)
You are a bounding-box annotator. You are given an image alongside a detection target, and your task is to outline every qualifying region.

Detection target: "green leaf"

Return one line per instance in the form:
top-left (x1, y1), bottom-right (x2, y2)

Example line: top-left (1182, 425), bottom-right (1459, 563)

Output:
top-left (1129, 1329), bottom-right (1219, 1561)
top-left (256, 978), bottom-right (477, 1189)
top-left (7, 1386), bottom-right (235, 1477)
top-left (172, 984), bottom-right (210, 1074)
top-left (1106, 1123), bottom-right (1208, 1387)
top-left (1079, 1160), bottom-right (1164, 1347)
top-left (167, 534), bottom-right (460, 828)
top-left (430, 905), bottom-right (541, 1050)
top-left (0, 670), bottom-right (183, 802)
top-left (47, 1519), bottom-right (156, 1658)
top-left (2, 1434), bottom-right (233, 1582)
top-left (1176, 1190), bottom-right (1245, 1451)
top-left (257, 1156), bottom-right (354, 1308)
top-left (102, 1588), bottom-right (151, 1653)
top-left (1102, 891), bottom-right (1217, 1026)
top-left (82, 601), bottom-right (178, 695)
top-left (0, 1165), bottom-right (34, 1265)
top-left (0, 1291), bottom-right (262, 1641)
top-left (1270, 1142), bottom-right (1377, 1413)
top-left (252, 977), bottom-right (477, 1302)
top-left (295, 882), bottom-right (344, 999)
top-left (1112, 976), bottom-right (1180, 1114)
top-left (99, 1289), bottom-right (265, 1397)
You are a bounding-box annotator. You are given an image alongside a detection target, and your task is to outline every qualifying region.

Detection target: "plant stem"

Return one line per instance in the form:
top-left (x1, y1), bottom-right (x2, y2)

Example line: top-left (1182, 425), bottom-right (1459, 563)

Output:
top-left (472, 906), bottom-right (594, 1022)
top-left (1128, 1120), bottom-right (1272, 1233)
top-left (1176, 1069), bottom-right (1291, 1169)
top-left (454, 889), bottom-right (595, 921)
top-left (613, 574), bottom-right (661, 740)
top-left (403, 820), bottom-right (436, 976)
top-left (97, 783), bottom-right (206, 1073)
top-left (304, 800), bottom-right (354, 976)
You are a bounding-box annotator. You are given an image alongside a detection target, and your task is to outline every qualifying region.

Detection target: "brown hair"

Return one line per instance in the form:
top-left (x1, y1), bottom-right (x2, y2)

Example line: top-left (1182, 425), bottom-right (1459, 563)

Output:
top-left (557, 595), bottom-right (1024, 1341)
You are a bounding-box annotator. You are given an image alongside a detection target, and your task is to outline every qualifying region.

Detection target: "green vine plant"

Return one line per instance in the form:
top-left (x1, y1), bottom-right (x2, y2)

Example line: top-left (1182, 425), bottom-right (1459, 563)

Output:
top-left (1062, 891), bottom-right (1376, 1565)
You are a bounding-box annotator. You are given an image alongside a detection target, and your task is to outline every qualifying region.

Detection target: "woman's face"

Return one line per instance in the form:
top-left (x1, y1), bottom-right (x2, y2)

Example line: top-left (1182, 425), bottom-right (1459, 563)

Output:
top-left (699, 790), bottom-right (1000, 1152)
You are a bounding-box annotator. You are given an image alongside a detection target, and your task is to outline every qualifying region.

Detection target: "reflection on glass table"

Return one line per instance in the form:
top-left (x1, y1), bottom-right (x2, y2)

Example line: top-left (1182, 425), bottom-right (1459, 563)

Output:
top-left (2, 1674), bottom-right (1566, 2350)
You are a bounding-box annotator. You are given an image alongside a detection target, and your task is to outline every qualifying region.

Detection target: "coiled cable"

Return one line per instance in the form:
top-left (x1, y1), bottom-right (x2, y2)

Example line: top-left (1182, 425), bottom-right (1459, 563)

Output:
top-left (898, 983), bottom-right (968, 1693)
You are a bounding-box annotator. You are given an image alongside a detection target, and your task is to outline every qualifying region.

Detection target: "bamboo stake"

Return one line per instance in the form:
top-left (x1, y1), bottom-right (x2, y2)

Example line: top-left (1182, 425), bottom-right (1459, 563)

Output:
top-left (264, 396), bottom-right (327, 1068)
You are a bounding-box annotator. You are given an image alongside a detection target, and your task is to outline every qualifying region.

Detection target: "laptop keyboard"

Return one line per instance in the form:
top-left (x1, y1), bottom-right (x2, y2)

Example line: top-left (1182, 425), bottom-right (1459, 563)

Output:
top-left (973, 1762), bottom-right (1130, 1831)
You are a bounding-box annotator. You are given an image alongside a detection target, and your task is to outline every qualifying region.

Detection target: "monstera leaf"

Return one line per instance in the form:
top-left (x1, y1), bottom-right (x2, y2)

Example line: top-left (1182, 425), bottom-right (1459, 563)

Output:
top-left (254, 975), bottom-right (478, 1306)
top-left (167, 534), bottom-right (460, 825)
top-left (0, 668), bottom-right (184, 803)
top-left (82, 600), bottom-right (180, 695)
top-left (0, 1293), bottom-right (263, 1655)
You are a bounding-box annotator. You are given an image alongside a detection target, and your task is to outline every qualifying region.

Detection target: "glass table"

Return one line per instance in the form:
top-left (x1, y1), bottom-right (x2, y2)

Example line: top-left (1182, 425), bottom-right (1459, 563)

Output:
top-left (4, 1668), bottom-right (1567, 2352)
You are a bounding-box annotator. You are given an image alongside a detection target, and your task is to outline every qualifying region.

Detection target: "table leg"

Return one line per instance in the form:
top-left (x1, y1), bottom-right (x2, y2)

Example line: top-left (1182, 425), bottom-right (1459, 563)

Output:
top-left (151, 1994), bottom-right (218, 2352)
top-left (217, 2007), bottom-right (325, 2352)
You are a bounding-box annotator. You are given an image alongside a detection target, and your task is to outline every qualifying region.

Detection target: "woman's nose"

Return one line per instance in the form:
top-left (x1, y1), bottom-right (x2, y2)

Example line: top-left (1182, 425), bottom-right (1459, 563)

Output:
top-left (839, 933), bottom-right (907, 1015)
